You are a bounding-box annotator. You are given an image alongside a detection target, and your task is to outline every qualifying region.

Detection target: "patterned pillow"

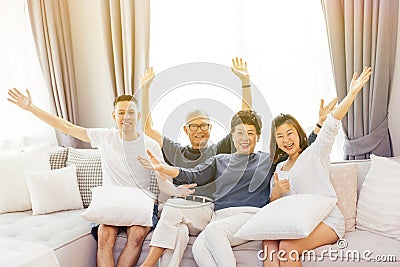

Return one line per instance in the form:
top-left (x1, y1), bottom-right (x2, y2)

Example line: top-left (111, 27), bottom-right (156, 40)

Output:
top-left (149, 171), bottom-right (160, 204)
top-left (330, 163), bottom-right (358, 232)
top-left (49, 148), bottom-right (68, 170)
top-left (66, 148), bottom-right (103, 208)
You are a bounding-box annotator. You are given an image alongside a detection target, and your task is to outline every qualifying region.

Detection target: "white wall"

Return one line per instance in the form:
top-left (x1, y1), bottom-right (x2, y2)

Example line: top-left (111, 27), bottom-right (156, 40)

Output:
top-left (388, 4), bottom-right (400, 156)
top-left (67, 0), bottom-right (114, 128)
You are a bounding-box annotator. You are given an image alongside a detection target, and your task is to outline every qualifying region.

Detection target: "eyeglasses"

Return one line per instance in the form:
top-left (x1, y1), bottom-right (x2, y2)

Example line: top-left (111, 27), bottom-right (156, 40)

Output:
top-left (187, 123), bottom-right (210, 131)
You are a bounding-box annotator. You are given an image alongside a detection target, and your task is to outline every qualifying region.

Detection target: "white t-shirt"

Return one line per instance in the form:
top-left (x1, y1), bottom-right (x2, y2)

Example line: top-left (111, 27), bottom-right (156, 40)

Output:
top-left (270, 114), bottom-right (339, 199)
top-left (87, 128), bottom-right (163, 190)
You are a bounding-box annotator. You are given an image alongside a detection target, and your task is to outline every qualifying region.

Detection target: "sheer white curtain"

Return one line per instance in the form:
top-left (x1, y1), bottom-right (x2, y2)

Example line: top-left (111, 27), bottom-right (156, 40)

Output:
top-left (0, 0), bottom-right (56, 151)
top-left (150, 0), bottom-right (343, 160)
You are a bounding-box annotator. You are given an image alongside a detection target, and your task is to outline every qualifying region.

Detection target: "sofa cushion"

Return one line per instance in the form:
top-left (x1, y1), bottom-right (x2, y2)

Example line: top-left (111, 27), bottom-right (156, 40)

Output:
top-left (26, 165), bottom-right (83, 215)
top-left (0, 145), bottom-right (51, 214)
top-left (66, 148), bottom-right (102, 208)
top-left (313, 230), bottom-right (400, 263)
top-left (329, 163), bottom-right (358, 232)
top-left (49, 148), bottom-right (68, 170)
top-left (235, 194), bottom-right (336, 240)
top-left (356, 155), bottom-right (400, 240)
top-left (0, 209), bottom-right (91, 249)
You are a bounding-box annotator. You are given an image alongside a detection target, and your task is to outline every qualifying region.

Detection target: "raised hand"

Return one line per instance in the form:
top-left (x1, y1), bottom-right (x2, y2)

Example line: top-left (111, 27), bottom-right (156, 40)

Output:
top-left (272, 173), bottom-right (290, 196)
top-left (231, 57), bottom-right (250, 80)
top-left (175, 184), bottom-right (197, 197)
top-left (140, 67), bottom-right (155, 89)
top-left (349, 67), bottom-right (372, 94)
top-left (7, 88), bottom-right (32, 110)
top-left (318, 97), bottom-right (338, 125)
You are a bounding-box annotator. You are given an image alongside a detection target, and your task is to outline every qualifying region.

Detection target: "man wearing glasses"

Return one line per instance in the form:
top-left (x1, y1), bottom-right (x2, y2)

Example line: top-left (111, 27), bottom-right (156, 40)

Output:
top-left (139, 58), bottom-right (253, 267)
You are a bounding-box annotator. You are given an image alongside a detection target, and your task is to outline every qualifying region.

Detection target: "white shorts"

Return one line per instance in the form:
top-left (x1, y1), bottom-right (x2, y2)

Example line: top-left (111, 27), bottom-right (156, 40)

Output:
top-left (322, 205), bottom-right (345, 238)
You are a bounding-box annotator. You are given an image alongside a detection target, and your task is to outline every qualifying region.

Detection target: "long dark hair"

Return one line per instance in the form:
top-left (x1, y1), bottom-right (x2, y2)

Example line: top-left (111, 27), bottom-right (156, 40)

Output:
top-left (270, 114), bottom-right (308, 164)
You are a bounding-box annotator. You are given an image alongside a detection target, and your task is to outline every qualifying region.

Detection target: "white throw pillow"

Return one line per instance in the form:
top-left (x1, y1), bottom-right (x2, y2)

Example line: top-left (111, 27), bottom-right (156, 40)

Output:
top-left (356, 155), bottom-right (400, 240)
top-left (27, 165), bottom-right (83, 215)
top-left (235, 194), bottom-right (336, 240)
top-left (0, 145), bottom-right (51, 214)
top-left (81, 186), bottom-right (154, 227)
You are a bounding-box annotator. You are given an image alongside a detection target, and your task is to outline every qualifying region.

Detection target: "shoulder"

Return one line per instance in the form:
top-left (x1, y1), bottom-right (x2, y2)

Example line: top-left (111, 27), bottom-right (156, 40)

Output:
top-left (162, 135), bottom-right (183, 149)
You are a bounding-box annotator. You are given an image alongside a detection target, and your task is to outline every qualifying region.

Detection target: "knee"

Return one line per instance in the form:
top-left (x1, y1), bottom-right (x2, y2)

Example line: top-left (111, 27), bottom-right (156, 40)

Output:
top-left (97, 225), bottom-right (117, 250)
top-left (203, 224), bottom-right (225, 242)
top-left (127, 226), bottom-right (150, 247)
top-left (278, 240), bottom-right (297, 254)
top-left (159, 205), bottom-right (181, 225)
top-left (192, 234), bottom-right (206, 255)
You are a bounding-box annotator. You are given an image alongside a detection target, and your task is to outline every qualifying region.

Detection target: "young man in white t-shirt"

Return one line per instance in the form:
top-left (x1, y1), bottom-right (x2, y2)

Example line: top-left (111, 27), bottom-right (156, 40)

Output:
top-left (7, 90), bottom-right (195, 267)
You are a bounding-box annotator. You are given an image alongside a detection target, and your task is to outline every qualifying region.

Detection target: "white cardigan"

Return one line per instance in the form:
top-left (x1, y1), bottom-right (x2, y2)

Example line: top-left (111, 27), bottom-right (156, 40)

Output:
top-left (271, 114), bottom-right (340, 199)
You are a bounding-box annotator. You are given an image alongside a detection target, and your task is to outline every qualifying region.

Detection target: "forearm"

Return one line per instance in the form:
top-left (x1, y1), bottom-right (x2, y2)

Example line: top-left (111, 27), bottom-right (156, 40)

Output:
top-left (141, 86), bottom-right (163, 147)
top-left (28, 104), bottom-right (89, 142)
top-left (141, 85), bottom-right (152, 131)
top-left (159, 164), bottom-right (180, 178)
top-left (331, 91), bottom-right (358, 121)
top-left (156, 174), bottom-right (180, 196)
top-left (241, 77), bottom-right (252, 110)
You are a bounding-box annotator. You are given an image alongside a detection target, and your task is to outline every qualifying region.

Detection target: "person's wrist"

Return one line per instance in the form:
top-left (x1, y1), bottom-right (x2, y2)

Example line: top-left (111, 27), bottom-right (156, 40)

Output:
top-left (316, 122), bottom-right (322, 129)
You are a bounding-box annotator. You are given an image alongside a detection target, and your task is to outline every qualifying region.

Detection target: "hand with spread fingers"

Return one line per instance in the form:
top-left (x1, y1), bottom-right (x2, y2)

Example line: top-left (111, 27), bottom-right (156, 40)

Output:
top-left (231, 57), bottom-right (250, 80)
top-left (7, 88), bottom-right (32, 111)
top-left (140, 67), bottom-right (155, 89)
top-left (349, 67), bottom-right (372, 94)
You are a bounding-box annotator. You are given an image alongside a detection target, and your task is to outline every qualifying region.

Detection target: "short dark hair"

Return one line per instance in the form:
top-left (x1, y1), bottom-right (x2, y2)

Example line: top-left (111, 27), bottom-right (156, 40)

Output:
top-left (230, 110), bottom-right (262, 135)
top-left (270, 113), bottom-right (308, 164)
top-left (113, 95), bottom-right (138, 108)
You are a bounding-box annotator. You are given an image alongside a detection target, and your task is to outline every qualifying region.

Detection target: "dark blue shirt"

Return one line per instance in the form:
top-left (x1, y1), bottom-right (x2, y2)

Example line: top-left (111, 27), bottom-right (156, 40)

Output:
top-left (175, 152), bottom-right (274, 211)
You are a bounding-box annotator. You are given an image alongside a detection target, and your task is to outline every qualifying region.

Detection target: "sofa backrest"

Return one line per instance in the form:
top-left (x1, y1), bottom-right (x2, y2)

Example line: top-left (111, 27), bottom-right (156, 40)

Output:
top-left (331, 156), bottom-right (400, 200)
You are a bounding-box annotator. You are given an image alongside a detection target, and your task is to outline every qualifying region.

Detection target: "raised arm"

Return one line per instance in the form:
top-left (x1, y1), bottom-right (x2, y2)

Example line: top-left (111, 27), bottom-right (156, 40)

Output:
top-left (231, 57), bottom-right (252, 110)
top-left (140, 67), bottom-right (163, 147)
top-left (332, 67), bottom-right (372, 120)
top-left (7, 88), bottom-right (89, 142)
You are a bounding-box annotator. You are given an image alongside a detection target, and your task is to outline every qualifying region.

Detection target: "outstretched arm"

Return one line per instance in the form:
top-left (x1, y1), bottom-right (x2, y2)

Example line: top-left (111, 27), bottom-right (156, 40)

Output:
top-left (140, 67), bottom-right (163, 147)
top-left (231, 57), bottom-right (252, 110)
top-left (7, 88), bottom-right (89, 142)
top-left (332, 67), bottom-right (372, 120)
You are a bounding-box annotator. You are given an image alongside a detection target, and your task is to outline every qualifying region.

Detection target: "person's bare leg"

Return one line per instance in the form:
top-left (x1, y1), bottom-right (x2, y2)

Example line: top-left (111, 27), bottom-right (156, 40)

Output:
top-left (117, 225), bottom-right (151, 267)
top-left (140, 246), bottom-right (166, 267)
top-left (262, 240), bottom-right (280, 267)
top-left (279, 223), bottom-right (338, 267)
top-left (97, 224), bottom-right (118, 267)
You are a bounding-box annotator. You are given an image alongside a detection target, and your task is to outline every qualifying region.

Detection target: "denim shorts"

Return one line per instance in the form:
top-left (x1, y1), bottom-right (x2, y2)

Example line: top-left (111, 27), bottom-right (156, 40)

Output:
top-left (91, 204), bottom-right (159, 242)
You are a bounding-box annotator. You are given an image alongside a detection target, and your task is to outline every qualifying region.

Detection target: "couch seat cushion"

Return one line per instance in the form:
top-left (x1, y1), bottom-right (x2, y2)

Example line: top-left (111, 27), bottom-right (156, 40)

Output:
top-left (0, 209), bottom-right (91, 250)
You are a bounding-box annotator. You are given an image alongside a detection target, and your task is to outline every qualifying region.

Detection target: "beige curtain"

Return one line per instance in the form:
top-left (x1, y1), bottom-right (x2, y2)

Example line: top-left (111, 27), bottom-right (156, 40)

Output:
top-left (100, 0), bottom-right (150, 97)
top-left (27, 0), bottom-right (84, 148)
top-left (322, 0), bottom-right (398, 159)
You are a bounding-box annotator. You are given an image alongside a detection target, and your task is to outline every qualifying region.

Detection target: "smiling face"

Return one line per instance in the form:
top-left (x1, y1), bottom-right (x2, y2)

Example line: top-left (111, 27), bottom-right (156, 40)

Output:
top-left (183, 116), bottom-right (212, 149)
top-left (232, 123), bottom-right (259, 154)
top-left (112, 100), bottom-right (141, 139)
top-left (275, 122), bottom-right (301, 158)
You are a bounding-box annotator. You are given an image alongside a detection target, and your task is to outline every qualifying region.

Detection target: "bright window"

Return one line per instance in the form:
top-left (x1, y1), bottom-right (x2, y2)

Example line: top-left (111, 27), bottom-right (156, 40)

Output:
top-left (0, 0), bottom-right (56, 151)
top-left (153, 0), bottom-right (343, 160)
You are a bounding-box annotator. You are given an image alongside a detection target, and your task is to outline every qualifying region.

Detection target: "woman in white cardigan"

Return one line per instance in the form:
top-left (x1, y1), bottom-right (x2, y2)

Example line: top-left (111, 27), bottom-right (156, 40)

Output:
top-left (263, 67), bottom-right (372, 267)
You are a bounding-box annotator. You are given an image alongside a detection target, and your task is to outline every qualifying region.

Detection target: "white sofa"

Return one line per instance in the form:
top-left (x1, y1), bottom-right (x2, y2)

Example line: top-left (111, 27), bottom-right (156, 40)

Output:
top-left (1, 147), bottom-right (399, 266)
